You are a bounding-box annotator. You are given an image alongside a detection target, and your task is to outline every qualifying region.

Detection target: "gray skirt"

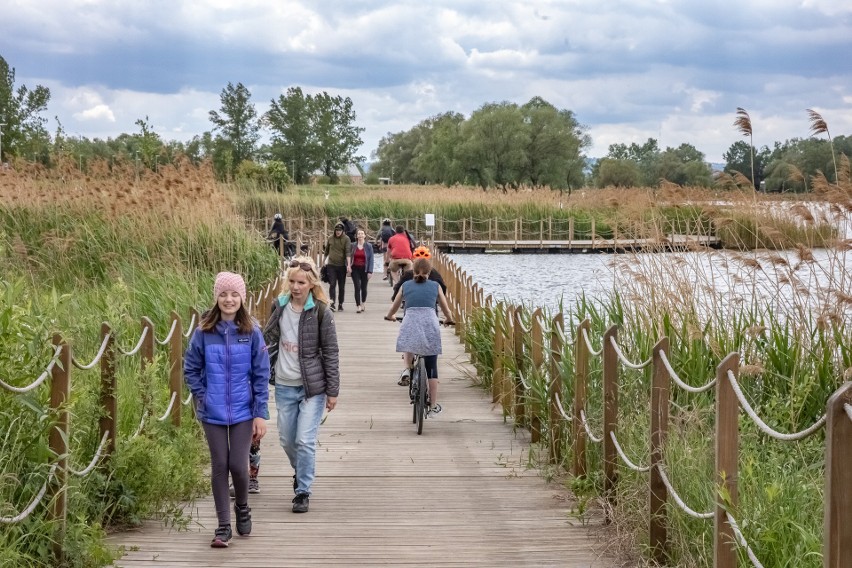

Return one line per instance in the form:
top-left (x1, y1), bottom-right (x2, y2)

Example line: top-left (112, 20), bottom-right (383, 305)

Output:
top-left (396, 307), bottom-right (442, 356)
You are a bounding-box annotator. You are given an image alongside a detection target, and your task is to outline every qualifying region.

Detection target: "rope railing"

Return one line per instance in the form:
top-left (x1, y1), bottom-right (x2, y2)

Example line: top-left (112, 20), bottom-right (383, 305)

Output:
top-left (183, 313), bottom-right (197, 338)
top-left (552, 324), bottom-right (575, 347)
top-left (581, 327), bottom-right (603, 357)
top-left (517, 370), bottom-right (532, 391)
top-left (71, 332), bottom-right (113, 370)
top-left (154, 319), bottom-right (178, 345)
top-left (68, 431), bottom-right (110, 477)
top-left (726, 370), bottom-right (827, 441)
top-left (117, 326), bottom-right (148, 356)
top-left (0, 344), bottom-right (62, 393)
top-left (554, 392), bottom-right (572, 421)
top-left (579, 408), bottom-right (604, 443)
top-left (130, 412), bottom-right (147, 439)
top-left (726, 511), bottom-right (766, 568)
top-left (182, 392), bottom-right (193, 406)
top-left (609, 431), bottom-right (650, 472)
top-left (608, 336), bottom-right (652, 369)
top-left (156, 391), bottom-right (178, 422)
top-left (0, 464), bottom-right (58, 524)
top-left (655, 464), bottom-right (714, 519)
top-left (659, 350), bottom-right (717, 393)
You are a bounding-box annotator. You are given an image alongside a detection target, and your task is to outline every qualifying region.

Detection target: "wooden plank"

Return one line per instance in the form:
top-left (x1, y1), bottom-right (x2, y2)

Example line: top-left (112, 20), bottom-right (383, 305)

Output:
top-left (108, 277), bottom-right (612, 567)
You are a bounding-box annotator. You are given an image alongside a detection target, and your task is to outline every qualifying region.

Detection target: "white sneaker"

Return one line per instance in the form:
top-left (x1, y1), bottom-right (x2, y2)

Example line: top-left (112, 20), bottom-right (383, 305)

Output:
top-left (427, 404), bottom-right (442, 418)
top-left (397, 368), bottom-right (411, 386)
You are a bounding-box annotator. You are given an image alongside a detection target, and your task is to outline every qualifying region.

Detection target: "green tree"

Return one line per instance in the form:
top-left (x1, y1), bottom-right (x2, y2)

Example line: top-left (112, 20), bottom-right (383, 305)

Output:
top-left (209, 82), bottom-right (260, 179)
top-left (655, 143), bottom-right (713, 186)
top-left (520, 97), bottom-right (589, 189)
top-left (266, 88), bottom-right (363, 184)
top-left (723, 140), bottom-right (770, 189)
top-left (459, 102), bottom-right (528, 191)
top-left (596, 158), bottom-right (640, 187)
top-left (0, 55), bottom-right (51, 162)
top-left (412, 112), bottom-right (465, 185)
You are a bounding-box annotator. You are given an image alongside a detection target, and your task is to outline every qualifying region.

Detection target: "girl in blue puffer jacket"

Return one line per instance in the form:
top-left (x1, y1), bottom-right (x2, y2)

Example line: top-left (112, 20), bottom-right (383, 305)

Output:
top-left (184, 271), bottom-right (270, 548)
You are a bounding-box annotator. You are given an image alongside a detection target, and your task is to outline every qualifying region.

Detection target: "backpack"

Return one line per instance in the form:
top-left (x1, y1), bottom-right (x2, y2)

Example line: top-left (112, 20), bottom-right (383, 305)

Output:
top-left (406, 230), bottom-right (416, 252)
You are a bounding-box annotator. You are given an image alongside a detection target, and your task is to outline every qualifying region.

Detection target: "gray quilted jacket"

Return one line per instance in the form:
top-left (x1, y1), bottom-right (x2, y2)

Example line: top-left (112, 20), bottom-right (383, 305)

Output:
top-left (263, 293), bottom-right (340, 398)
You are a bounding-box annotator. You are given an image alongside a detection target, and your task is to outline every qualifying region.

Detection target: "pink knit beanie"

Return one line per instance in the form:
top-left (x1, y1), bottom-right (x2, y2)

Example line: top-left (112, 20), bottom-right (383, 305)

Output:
top-left (213, 271), bottom-right (246, 303)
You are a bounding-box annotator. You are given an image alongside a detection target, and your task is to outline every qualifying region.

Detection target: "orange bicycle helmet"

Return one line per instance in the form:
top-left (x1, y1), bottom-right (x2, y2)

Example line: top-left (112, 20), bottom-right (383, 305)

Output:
top-left (412, 246), bottom-right (431, 259)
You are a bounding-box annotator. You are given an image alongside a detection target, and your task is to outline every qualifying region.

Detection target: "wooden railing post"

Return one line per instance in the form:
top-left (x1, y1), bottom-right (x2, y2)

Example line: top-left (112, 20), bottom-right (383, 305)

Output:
top-left (99, 322), bottom-right (117, 458)
top-left (49, 333), bottom-right (70, 564)
top-left (714, 352), bottom-right (739, 568)
top-left (140, 317), bottom-right (155, 415)
top-left (649, 338), bottom-right (670, 564)
top-left (462, 218), bottom-right (466, 245)
top-left (492, 307), bottom-right (504, 404)
top-left (513, 307), bottom-right (526, 426)
top-left (168, 311), bottom-right (183, 427)
top-left (530, 308), bottom-right (544, 443)
top-left (573, 319), bottom-right (590, 478)
top-left (824, 381), bottom-right (852, 567)
top-left (602, 325), bottom-right (619, 523)
top-left (549, 313), bottom-right (565, 465)
top-left (504, 306), bottom-right (515, 415)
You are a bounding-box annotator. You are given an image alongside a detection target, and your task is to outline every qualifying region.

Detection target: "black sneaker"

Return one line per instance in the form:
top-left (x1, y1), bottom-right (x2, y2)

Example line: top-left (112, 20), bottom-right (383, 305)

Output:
top-left (337, 304), bottom-right (344, 311)
top-left (248, 478), bottom-right (260, 494)
top-left (234, 503), bottom-right (252, 535)
top-left (292, 493), bottom-right (310, 513)
top-left (329, 305), bottom-right (336, 312)
top-left (211, 525), bottom-right (232, 548)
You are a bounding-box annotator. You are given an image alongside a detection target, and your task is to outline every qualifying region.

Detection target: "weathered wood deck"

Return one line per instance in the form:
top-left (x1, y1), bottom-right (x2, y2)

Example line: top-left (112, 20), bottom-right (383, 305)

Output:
top-left (108, 276), bottom-right (613, 567)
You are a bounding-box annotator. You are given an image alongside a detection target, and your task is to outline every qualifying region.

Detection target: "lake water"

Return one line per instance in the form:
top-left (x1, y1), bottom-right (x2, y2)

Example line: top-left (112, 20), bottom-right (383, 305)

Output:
top-left (446, 248), bottom-right (852, 320)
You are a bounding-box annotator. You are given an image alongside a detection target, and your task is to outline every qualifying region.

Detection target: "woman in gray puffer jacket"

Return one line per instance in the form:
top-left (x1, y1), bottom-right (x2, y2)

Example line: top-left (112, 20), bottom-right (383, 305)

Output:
top-left (263, 257), bottom-right (339, 514)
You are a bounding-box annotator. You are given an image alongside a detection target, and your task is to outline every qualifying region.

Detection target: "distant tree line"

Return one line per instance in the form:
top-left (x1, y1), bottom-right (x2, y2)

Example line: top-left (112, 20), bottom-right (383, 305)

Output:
top-left (1, 53), bottom-right (848, 193)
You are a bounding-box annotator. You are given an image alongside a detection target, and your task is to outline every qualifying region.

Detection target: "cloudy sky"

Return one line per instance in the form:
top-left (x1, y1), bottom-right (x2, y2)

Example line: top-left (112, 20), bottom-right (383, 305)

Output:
top-left (2, 0), bottom-right (851, 162)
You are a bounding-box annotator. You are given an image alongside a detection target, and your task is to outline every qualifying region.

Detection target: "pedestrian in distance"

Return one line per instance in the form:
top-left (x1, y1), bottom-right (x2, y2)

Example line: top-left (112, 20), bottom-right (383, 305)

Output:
top-left (184, 271), bottom-right (270, 548)
top-left (323, 222), bottom-right (352, 311)
top-left (351, 229), bottom-right (374, 313)
top-left (268, 213), bottom-right (293, 257)
top-left (263, 257), bottom-right (340, 514)
top-left (377, 218), bottom-right (395, 280)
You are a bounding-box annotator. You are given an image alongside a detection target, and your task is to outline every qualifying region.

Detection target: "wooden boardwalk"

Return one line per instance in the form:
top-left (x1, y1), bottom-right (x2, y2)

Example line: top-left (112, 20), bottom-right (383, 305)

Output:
top-left (109, 276), bottom-right (613, 567)
top-left (434, 234), bottom-right (719, 254)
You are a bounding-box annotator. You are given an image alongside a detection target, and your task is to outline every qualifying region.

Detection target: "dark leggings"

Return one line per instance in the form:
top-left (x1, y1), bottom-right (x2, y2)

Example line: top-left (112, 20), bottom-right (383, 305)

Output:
top-left (351, 266), bottom-right (368, 305)
top-left (423, 355), bottom-right (438, 379)
top-left (202, 420), bottom-right (253, 527)
top-left (327, 264), bottom-right (347, 306)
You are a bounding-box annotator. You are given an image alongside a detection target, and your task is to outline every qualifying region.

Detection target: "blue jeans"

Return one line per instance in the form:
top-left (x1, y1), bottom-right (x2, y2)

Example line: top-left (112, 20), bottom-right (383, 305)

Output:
top-left (275, 384), bottom-right (326, 495)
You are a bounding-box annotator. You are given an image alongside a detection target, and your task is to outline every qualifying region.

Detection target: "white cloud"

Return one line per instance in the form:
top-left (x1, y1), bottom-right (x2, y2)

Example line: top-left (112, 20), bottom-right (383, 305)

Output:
top-left (74, 104), bottom-right (115, 122)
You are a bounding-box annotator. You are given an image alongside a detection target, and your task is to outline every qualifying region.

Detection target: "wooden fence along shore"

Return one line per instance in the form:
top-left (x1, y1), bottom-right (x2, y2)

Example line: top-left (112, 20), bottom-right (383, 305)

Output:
top-left (3, 243), bottom-right (850, 566)
top-left (432, 251), bottom-right (852, 568)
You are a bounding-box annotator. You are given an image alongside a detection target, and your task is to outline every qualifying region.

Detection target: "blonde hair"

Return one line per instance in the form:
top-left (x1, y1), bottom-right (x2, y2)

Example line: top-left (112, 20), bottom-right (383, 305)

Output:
top-left (278, 256), bottom-right (330, 304)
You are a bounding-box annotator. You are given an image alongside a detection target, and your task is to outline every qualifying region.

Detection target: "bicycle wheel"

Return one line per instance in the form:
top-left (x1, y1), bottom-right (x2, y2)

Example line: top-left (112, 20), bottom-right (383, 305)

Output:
top-left (411, 370), bottom-right (418, 424)
top-left (416, 357), bottom-right (427, 435)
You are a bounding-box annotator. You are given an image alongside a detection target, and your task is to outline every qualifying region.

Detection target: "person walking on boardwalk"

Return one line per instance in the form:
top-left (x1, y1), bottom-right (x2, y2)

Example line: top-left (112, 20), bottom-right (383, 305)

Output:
top-left (267, 213), bottom-right (293, 257)
top-left (263, 257), bottom-right (340, 513)
top-left (377, 218), bottom-right (395, 280)
top-left (184, 271), bottom-right (270, 548)
top-left (351, 229), bottom-right (374, 313)
top-left (384, 257), bottom-right (454, 417)
top-left (323, 221), bottom-right (352, 311)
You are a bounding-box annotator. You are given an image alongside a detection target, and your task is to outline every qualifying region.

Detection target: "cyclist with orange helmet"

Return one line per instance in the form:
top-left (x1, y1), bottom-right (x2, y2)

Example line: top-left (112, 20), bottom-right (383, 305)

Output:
top-left (385, 256), bottom-right (454, 417)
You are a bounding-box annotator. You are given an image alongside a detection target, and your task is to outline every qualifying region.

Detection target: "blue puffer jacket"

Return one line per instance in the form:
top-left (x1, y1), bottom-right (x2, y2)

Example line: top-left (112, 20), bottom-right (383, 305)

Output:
top-left (184, 319), bottom-right (270, 425)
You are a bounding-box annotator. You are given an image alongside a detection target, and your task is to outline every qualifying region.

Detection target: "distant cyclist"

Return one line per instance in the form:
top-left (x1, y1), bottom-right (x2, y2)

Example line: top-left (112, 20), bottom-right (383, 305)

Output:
top-left (377, 218), bottom-right (395, 281)
top-left (386, 225), bottom-right (413, 286)
top-left (384, 256), bottom-right (454, 417)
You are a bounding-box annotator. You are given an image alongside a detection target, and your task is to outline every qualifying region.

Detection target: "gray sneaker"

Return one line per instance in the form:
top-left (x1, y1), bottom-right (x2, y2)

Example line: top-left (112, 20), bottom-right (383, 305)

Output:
top-left (248, 478), bottom-right (260, 494)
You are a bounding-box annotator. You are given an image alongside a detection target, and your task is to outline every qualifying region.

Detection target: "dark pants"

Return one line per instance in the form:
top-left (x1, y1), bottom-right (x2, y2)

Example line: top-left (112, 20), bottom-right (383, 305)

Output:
top-left (202, 420), bottom-right (253, 527)
top-left (327, 264), bottom-right (347, 306)
top-left (351, 266), bottom-right (368, 305)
